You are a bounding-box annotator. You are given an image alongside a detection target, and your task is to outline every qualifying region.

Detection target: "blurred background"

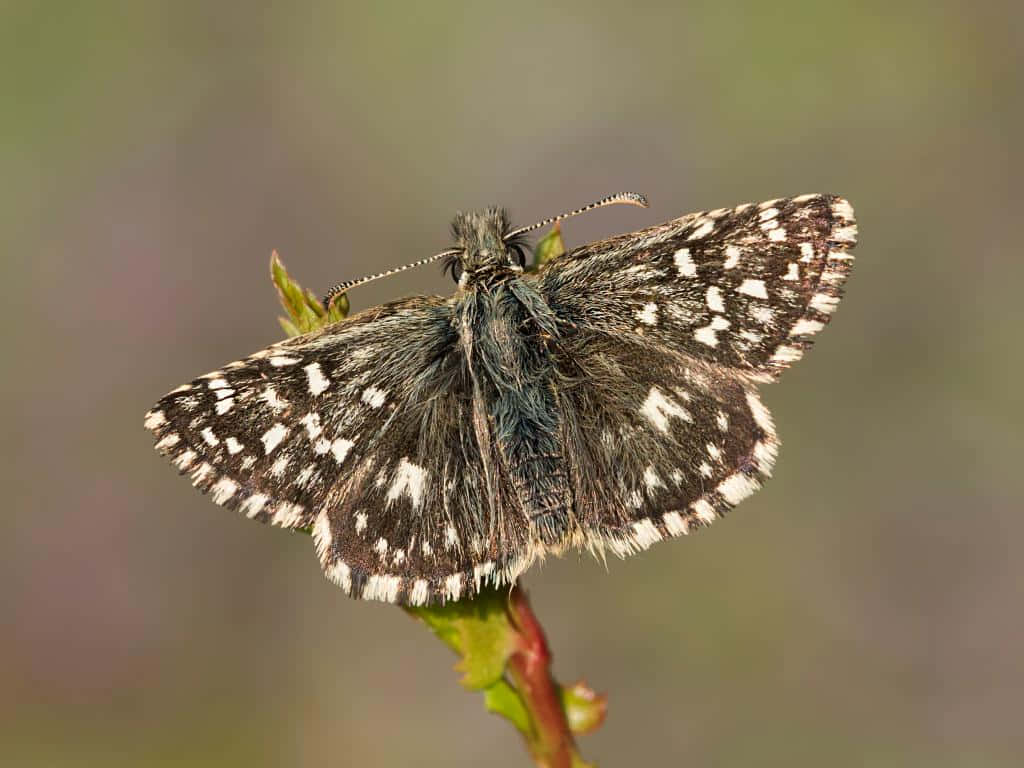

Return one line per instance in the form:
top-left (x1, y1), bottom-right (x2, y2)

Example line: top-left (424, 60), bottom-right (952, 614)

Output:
top-left (3, 2), bottom-right (1022, 766)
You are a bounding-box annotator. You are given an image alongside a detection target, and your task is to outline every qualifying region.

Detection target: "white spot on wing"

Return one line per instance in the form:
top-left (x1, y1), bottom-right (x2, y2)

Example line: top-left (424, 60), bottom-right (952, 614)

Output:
top-left (737, 279), bottom-right (768, 299)
top-left (745, 390), bottom-right (775, 435)
top-left (810, 293), bottom-right (840, 314)
top-left (693, 315), bottom-right (730, 347)
top-left (783, 262), bottom-right (800, 281)
top-left (331, 438), bottom-right (354, 464)
top-left (304, 362), bottom-right (330, 396)
top-left (444, 573), bottom-right (463, 601)
top-left (717, 473), bottom-right (761, 506)
top-left (754, 440), bottom-right (778, 473)
top-left (832, 225), bottom-right (858, 244)
top-left (636, 302), bottom-right (659, 325)
top-left (270, 455), bottom-right (290, 478)
top-left (768, 227), bottom-right (787, 242)
top-left (640, 387), bottom-right (692, 434)
top-left (355, 512), bottom-right (368, 534)
top-left (144, 410), bottom-right (166, 430)
top-left (662, 511), bottom-right (689, 536)
top-left (225, 437), bottom-right (244, 455)
top-left (270, 356), bottom-right (300, 367)
top-left (240, 493), bottom-right (268, 518)
top-left (173, 449), bottom-right (196, 470)
top-left (673, 248), bottom-right (697, 276)
top-left (832, 197), bottom-right (855, 220)
top-left (631, 519), bottom-right (662, 549)
top-left (723, 246), bottom-right (740, 269)
top-left (473, 561), bottom-right (496, 590)
top-left (294, 464), bottom-right (316, 488)
top-left (691, 499), bottom-right (717, 524)
top-left (706, 286), bottom-right (725, 313)
top-left (750, 305), bottom-right (775, 324)
top-left (215, 398), bottom-right (234, 415)
top-left (312, 510), bottom-right (332, 561)
top-left (201, 427), bottom-right (219, 447)
top-left (155, 433), bottom-right (180, 450)
top-left (772, 345), bottom-right (804, 363)
top-left (326, 560), bottom-right (352, 594)
top-left (643, 466), bottom-right (665, 490)
top-left (386, 458), bottom-right (427, 510)
top-left (260, 386), bottom-right (288, 411)
top-left (300, 412), bottom-right (323, 440)
top-left (361, 387), bottom-right (387, 408)
top-left (271, 502), bottom-right (304, 527)
top-left (261, 423), bottom-right (288, 455)
top-left (687, 219), bottom-right (715, 240)
top-left (409, 580), bottom-right (430, 606)
top-left (211, 477), bottom-right (238, 504)
top-left (791, 318), bottom-right (825, 336)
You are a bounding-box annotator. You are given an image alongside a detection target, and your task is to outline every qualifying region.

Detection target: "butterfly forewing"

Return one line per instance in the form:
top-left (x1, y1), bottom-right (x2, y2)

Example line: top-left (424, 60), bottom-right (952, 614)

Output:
top-left (146, 295), bottom-right (536, 604)
top-left (536, 194), bottom-right (856, 380)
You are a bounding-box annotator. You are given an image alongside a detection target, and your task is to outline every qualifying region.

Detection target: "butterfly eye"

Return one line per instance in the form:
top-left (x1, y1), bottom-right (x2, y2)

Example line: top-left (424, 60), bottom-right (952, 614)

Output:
top-left (444, 256), bottom-right (464, 283)
top-left (509, 244), bottom-right (527, 269)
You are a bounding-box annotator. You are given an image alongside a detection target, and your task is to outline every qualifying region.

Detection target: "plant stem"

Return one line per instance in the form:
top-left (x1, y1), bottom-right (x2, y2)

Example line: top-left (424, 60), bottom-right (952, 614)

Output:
top-left (506, 587), bottom-right (588, 768)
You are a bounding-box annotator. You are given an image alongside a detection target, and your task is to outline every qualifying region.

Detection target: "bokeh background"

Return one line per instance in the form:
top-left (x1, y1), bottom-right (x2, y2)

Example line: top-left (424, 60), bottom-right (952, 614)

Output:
top-left (3, 2), bottom-right (1022, 766)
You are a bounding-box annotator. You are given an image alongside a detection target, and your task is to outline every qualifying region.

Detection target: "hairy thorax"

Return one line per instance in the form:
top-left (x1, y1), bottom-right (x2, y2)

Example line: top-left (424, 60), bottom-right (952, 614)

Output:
top-left (455, 279), bottom-right (571, 547)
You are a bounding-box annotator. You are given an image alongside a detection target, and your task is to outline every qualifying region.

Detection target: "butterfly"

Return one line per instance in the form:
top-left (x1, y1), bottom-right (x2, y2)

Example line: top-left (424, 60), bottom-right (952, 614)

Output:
top-left (144, 192), bottom-right (857, 605)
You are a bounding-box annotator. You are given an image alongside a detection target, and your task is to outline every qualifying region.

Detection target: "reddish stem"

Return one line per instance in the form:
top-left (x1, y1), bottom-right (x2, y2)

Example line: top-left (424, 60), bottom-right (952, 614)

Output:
top-left (506, 586), bottom-right (583, 768)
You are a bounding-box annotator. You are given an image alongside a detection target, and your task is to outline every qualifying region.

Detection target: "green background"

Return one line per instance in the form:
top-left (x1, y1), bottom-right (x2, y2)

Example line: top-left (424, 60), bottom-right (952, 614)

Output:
top-left (3, 1), bottom-right (1021, 765)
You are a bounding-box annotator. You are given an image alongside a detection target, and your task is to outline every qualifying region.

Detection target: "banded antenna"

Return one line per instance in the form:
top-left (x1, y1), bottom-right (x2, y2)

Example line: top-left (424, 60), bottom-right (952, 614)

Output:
top-left (322, 248), bottom-right (461, 309)
top-left (321, 192), bottom-right (649, 308)
top-left (503, 191), bottom-right (649, 240)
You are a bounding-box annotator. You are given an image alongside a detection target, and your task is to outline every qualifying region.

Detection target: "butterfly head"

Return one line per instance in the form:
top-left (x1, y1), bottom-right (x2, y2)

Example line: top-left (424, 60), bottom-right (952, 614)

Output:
top-left (445, 207), bottom-right (529, 288)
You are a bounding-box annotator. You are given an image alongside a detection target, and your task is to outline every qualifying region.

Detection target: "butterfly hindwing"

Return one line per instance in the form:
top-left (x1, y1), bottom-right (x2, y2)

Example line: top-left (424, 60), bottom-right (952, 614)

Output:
top-left (549, 331), bottom-right (778, 555)
top-left (536, 194), bottom-right (856, 380)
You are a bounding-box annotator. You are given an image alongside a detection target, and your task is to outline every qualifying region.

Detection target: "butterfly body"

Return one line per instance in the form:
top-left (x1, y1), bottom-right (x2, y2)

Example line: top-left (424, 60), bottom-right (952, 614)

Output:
top-left (145, 193), bottom-right (857, 605)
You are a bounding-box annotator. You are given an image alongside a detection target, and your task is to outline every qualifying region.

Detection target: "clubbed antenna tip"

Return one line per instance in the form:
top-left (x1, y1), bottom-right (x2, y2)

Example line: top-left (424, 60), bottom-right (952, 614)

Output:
top-left (503, 192), bottom-right (649, 240)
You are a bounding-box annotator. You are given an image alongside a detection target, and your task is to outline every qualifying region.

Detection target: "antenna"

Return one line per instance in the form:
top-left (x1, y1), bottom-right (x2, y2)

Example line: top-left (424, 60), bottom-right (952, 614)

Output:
top-left (503, 191), bottom-right (649, 240)
top-left (320, 192), bottom-right (649, 307)
top-left (321, 248), bottom-right (461, 309)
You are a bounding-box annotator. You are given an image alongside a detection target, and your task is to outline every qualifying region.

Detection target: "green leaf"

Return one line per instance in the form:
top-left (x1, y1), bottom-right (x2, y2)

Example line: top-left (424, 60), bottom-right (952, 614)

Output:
top-left (483, 680), bottom-right (532, 735)
top-left (408, 587), bottom-right (517, 690)
top-left (532, 223), bottom-right (565, 269)
top-left (270, 250), bottom-right (348, 335)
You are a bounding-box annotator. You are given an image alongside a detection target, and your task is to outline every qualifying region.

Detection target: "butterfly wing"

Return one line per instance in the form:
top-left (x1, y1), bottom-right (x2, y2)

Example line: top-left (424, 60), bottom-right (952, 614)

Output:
top-left (536, 194), bottom-right (856, 381)
top-left (531, 194), bottom-right (855, 554)
top-left (548, 330), bottom-right (779, 556)
top-left (145, 296), bottom-right (528, 605)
